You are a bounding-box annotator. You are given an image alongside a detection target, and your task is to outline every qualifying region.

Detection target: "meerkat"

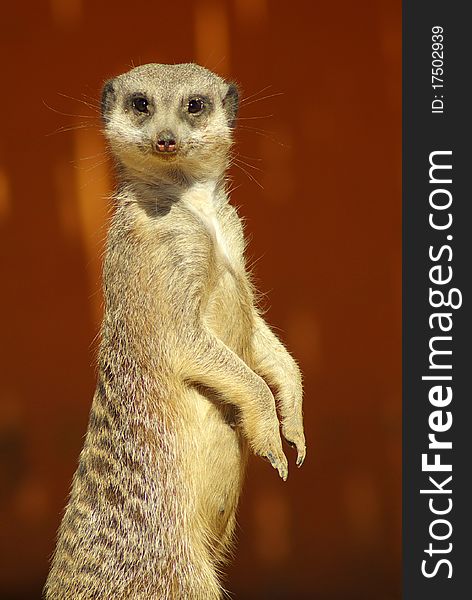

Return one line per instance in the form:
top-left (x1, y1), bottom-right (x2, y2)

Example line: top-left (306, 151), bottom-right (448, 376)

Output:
top-left (44, 63), bottom-right (306, 600)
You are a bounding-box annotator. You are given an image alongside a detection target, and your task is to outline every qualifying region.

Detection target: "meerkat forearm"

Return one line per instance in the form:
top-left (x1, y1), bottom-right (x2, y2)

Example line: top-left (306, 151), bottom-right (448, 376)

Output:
top-left (251, 313), bottom-right (306, 465)
top-left (251, 313), bottom-right (302, 400)
top-left (180, 327), bottom-right (288, 479)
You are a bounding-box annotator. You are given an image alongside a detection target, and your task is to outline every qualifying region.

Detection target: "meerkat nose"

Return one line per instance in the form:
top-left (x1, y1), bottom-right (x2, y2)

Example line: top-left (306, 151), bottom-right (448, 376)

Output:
top-left (156, 131), bottom-right (177, 153)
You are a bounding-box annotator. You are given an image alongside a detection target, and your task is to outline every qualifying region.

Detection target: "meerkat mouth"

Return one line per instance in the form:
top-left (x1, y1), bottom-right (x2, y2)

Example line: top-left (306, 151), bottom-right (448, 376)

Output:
top-left (153, 149), bottom-right (179, 161)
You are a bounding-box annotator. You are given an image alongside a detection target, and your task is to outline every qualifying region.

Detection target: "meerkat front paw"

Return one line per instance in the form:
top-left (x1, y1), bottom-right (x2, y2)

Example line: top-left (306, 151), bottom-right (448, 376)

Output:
top-left (244, 414), bottom-right (288, 481)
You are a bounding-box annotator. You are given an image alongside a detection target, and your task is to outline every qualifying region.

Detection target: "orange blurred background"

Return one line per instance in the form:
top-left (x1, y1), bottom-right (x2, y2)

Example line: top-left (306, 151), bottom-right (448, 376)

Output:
top-left (0, 1), bottom-right (401, 599)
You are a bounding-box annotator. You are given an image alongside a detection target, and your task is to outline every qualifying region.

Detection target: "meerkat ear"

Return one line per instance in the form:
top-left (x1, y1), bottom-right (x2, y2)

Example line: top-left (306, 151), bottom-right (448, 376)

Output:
top-left (101, 79), bottom-right (116, 122)
top-left (223, 82), bottom-right (239, 128)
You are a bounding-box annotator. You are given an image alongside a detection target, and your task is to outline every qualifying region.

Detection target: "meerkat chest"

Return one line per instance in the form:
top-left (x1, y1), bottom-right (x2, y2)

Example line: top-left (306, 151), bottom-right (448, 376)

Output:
top-left (182, 183), bottom-right (235, 271)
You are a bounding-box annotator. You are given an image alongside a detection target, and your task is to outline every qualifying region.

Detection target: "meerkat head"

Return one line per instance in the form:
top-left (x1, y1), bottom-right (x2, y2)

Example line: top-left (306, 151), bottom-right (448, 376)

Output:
top-left (101, 63), bottom-right (239, 184)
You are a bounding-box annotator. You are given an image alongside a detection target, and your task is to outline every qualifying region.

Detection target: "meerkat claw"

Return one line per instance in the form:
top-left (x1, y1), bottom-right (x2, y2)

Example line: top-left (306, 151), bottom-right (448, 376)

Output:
top-left (280, 465), bottom-right (288, 481)
top-left (296, 446), bottom-right (306, 467)
top-left (282, 420), bottom-right (306, 468)
top-left (264, 451), bottom-right (288, 481)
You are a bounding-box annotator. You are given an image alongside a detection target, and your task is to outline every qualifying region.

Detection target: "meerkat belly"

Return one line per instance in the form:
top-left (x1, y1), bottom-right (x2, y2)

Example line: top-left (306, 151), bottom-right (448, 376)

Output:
top-left (188, 284), bottom-right (252, 543)
top-left (184, 384), bottom-right (247, 545)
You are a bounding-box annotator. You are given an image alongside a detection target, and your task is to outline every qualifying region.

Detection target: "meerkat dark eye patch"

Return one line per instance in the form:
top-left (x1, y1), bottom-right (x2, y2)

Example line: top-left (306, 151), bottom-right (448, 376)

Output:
top-left (101, 79), bottom-right (116, 122)
top-left (223, 82), bottom-right (239, 128)
top-left (131, 95), bottom-right (150, 114)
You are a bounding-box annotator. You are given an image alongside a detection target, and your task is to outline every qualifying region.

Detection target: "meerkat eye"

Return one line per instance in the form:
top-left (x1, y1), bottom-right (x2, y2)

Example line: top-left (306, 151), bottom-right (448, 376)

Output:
top-left (132, 96), bottom-right (149, 113)
top-left (188, 98), bottom-right (204, 114)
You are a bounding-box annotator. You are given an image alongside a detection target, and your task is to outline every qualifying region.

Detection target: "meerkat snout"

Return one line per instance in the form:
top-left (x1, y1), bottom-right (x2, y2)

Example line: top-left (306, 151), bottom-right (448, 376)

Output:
top-left (156, 130), bottom-right (177, 153)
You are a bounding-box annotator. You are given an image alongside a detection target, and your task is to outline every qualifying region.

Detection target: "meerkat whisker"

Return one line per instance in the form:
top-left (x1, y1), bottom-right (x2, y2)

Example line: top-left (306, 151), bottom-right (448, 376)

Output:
top-left (239, 84), bottom-right (273, 103)
top-left (235, 114), bottom-right (274, 121)
top-left (57, 91), bottom-right (102, 113)
top-left (42, 98), bottom-right (97, 120)
top-left (240, 92), bottom-right (284, 108)
top-left (231, 159), bottom-right (264, 189)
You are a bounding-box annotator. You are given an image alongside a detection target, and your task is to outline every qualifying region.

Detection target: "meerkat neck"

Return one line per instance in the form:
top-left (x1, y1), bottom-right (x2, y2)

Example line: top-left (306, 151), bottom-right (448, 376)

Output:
top-left (117, 169), bottom-right (228, 210)
top-left (116, 158), bottom-right (229, 190)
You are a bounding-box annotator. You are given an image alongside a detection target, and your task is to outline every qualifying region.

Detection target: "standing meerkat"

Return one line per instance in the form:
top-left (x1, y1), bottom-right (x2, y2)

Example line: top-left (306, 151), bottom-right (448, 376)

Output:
top-left (45, 63), bottom-right (306, 600)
